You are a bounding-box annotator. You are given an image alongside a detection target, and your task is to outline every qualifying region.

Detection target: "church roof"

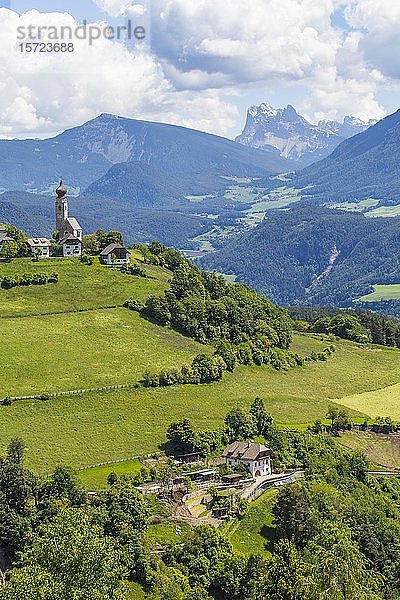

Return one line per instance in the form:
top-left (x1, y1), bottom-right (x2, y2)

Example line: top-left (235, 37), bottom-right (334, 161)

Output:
top-left (65, 217), bottom-right (82, 230)
top-left (56, 181), bottom-right (68, 198)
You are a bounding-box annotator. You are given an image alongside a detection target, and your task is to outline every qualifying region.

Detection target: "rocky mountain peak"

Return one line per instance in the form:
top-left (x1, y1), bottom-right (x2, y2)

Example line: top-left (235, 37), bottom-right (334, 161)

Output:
top-left (235, 102), bottom-right (374, 167)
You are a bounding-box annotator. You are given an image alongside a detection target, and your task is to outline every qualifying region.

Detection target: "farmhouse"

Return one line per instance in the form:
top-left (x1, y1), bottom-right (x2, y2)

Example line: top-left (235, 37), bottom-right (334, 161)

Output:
top-left (222, 441), bottom-right (272, 478)
top-left (26, 238), bottom-right (51, 258)
top-left (99, 243), bottom-right (130, 266)
top-left (59, 234), bottom-right (82, 257)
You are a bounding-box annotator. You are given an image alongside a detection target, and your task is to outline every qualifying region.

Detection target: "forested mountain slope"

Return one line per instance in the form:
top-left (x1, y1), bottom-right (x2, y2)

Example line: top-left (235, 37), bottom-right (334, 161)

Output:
top-left (293, 109), bottom-right (400, 204)
top-left (200, 206), bottom-right (400, 306)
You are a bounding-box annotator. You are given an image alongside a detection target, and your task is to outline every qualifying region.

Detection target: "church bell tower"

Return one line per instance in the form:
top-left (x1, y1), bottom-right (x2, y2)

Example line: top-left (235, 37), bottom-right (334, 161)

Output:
top-left (55, 180), bottom-right (68, 236)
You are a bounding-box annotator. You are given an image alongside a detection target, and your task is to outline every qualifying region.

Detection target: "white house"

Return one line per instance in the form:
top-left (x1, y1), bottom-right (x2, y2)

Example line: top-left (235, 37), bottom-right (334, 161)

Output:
top-left (99, 243), bottom-right (130, 266)
top-left (59, 234), bottom-right (82, 257)
top-left (26, 238), bottom-right (51, 258)
top-left (222, 441), bottom-right (272, 478)
top-left (0, 225), bottom-right (14, 249)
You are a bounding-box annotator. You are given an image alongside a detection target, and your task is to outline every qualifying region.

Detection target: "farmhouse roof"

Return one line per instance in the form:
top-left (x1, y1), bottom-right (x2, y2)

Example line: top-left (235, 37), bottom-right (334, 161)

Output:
top-left (222, 441), bottom-right (271, 461)
top-left (100, 243), bottom-right (130, 256)
top-left (27, 238), bottom-right (51, 247)
top-left (0, 226), bottom-right (13, 243)
top-left (59, 234), bottom-right (82, 245)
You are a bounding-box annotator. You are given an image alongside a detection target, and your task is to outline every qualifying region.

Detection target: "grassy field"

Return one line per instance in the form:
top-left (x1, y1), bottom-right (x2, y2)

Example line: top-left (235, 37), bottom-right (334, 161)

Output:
top-left (0, 307), bottom-right (207, 397)
top-left (0, 256), bottom-right (169, 317)
top-left (367, 205), bottom-right (400, 218)
top-left (328, 198), bottom-right (379, 213)
top-left (338, 383), bottom-right (400, 420)
top-left (147, 521), bottom-right (191, 548)
top-left (2, 259), bottom-right (400, 474)
top-left (77, 459), bottom-right (143, 490)
top-left (2, 334), bottom-right (400, 472)
top-left (357, 284), bottom-right (400, 302)
top-left (228, 489), bottom-right (278, 556)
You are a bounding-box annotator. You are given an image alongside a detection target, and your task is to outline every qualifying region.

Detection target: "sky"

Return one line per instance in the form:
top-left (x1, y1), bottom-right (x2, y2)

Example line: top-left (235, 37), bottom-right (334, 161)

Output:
top-left (1, 0), bottom-right (400, 139)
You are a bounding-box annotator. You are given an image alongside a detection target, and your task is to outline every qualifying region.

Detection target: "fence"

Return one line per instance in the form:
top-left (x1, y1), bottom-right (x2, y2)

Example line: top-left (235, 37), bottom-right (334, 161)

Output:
top-left (2, 382), bottom-right (139, 403)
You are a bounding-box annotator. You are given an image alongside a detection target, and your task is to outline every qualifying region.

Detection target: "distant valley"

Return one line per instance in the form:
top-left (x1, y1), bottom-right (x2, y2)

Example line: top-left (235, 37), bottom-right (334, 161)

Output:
top-left (3, 108), bottom-right (400, 315)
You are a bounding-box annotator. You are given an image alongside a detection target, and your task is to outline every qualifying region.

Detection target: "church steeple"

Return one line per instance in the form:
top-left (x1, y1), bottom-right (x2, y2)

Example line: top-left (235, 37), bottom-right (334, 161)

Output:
top-left (55, 180), bottom-right (68, 235)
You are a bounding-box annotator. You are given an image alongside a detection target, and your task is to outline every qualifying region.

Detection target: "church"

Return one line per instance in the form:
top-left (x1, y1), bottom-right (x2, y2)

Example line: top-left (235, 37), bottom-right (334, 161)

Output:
top-left (55, 181), bottom-right (83, 257)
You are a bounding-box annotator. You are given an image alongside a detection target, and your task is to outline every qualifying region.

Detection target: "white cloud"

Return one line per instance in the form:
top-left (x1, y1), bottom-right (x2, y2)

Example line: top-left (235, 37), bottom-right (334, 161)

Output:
top-left (344, 0), bottom-right (400, 80)
top-left (149, 0), bottom-right (391, 122)
top-left (151, 0), bottom-right (341, 86)
top-left (1, 1), bottom-right (400, 139)
top-left (0, 8), bottom-right (237, 137)
top-left (91, 0), bottom-right (136, 17)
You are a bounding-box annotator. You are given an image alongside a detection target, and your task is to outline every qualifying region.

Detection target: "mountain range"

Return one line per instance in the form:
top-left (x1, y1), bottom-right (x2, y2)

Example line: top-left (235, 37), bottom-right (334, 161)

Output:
top-left (235, 103), bottom-right (375, 166)
top-left (0, 113), bottom-right (294, 195)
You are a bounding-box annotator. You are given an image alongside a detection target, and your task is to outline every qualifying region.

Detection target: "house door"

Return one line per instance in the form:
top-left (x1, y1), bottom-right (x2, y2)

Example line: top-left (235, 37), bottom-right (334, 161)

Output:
top-left (255, 470), bottom-right (261, 477)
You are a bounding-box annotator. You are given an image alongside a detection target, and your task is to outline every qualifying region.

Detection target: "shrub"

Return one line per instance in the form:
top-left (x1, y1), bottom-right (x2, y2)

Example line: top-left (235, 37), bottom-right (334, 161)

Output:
top-left (0, 272), bottom-right (58, 290)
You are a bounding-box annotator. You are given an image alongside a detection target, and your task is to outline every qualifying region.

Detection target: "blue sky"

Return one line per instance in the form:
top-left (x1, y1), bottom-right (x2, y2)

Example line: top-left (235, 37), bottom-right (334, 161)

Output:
top-left (0, 0), bottom-right (399, 139)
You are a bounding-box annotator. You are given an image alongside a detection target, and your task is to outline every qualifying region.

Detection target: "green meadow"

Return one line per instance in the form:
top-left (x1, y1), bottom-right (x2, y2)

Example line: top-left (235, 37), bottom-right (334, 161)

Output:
top-left (228, 489), bottom-right (278, 556)
top-left (1, 333), bottom-right (400, 472)
top-left (2, 258), bottom-right (400, 475)
top-left (78, 459), bottom-right (143, 490)
top-left (357, 284), bottom-right (400, 302)
top-left (0, 307), bottom-right (207, 397)
top-left (0, 255), bottom-right (169, 317)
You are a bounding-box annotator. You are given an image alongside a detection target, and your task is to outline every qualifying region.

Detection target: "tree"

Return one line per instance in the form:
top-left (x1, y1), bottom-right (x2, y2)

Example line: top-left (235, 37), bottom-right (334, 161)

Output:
top-left (215, 341), bottom-right (237, 372)
top-left (307, 522), bottom-right (382, 600)
top-left (225, 408), bottom-right (255, 442)
top-left (33, 247), bottom-right (42, 262)
top-left (273, 484), bottom-right (317, 548)
top-left (105, 478), bottom-right (149, 536)
top-left (250, 397), bottom-right (273, 437)
top-left (261, 539), bottom-right (316, 600)
top-left (171, 525), bottom-right (233, 591)
top-left (0, 241), bottom-right (18, 262)
top-left (0, 507), bottom-right (127, 599)
top-left (6, 438), bottom-right (25, 465)
top-left (191, 354), bottom-right (225, 383)
top-left (40, 466), bottom-right (86, 506)
top-left (326, 406), bottom-right (351, 432)
top-left (166, 419), bottom-right (196, 455)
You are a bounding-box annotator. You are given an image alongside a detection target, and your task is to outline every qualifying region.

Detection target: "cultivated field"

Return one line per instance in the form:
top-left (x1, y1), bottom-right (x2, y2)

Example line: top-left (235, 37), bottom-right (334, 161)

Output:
top-left (338, 430), bottom-right (400, 470)
top-left (338, 383), bottom-right (400, 421)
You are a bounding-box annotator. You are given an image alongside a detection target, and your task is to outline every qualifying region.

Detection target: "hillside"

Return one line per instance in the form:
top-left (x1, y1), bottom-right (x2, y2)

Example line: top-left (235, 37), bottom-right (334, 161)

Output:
top-left (293, 109), bottom-right (400, 204)
top-left (200, 206), bottom-right (400, 306)
top-left (0, 113), bottom-right (294, 194)
top-left (0, 251), bottom-right (399, 473)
